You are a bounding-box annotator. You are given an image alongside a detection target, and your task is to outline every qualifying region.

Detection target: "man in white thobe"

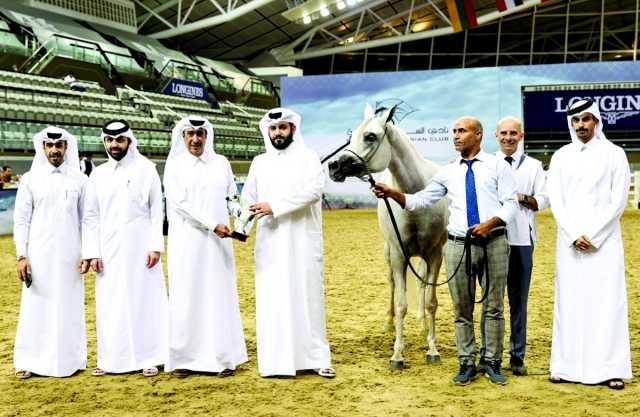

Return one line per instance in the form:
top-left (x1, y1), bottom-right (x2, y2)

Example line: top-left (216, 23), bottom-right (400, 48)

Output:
top-left (86, 120), bottom-right (169, 377)
top-left (242, 108), bottom-right (334, 378)
top-left (547, 99), bottom-right (631, 389)
top-left (13, 127), bottom-right (95, 378)
top-left (163, 116), bottom-right (247, 378)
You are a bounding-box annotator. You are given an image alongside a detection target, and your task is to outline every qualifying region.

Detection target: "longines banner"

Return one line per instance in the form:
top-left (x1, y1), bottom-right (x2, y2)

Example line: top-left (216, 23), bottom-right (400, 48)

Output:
top-left (162, 78), bottom-right (208, 100)
top-left (281, 61), bottom-right (640, 207)
top-left (523, 86), bottom-right (640, 132)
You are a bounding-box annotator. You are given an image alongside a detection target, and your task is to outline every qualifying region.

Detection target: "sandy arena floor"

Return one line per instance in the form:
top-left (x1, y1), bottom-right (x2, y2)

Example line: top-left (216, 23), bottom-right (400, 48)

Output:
top-left (1, 209), bottom-right (639, 416)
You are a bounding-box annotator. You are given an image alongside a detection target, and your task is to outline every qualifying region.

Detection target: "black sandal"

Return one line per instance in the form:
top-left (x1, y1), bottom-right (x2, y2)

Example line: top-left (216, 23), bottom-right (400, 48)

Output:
top-left (604, 379), bottom-right (624, 390)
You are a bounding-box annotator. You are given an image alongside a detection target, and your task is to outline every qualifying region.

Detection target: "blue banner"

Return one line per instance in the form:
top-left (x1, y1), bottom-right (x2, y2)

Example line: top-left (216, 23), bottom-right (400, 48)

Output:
top-left (523, 86), bottom-right (640, 132)
top-left (0, 188), bottom-right (17, 236)
top-left (162, 78), bottom-right (208, 100)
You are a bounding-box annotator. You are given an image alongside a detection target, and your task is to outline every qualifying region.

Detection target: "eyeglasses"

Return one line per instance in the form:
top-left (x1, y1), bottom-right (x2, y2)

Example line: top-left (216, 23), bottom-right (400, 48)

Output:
top-left (268, 111), bottom-right (282, 119)
top-left (44, 141), bottom-right (66, 149)
top-left (184, 129), bottom-right (207, 137)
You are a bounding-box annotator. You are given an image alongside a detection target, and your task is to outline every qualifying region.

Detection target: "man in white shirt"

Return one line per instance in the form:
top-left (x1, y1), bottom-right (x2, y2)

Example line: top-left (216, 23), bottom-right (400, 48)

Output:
top-left (13, 127), bottom-right (95, 378)
top-left (86, 120), bottom-right (169, 377)
top-left (478, 117), bottom-right (547, 377)
top-left (373, 116), bottom-right (518, 386)
top-left (163, 116), bottom-right (247, 378)
top-left (547, 99), bottom-right (631, 390)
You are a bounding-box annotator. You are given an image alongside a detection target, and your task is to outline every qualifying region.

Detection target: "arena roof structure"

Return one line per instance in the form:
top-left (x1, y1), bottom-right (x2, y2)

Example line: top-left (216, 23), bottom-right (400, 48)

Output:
top-left (129, 0), bottom-right (639, 74)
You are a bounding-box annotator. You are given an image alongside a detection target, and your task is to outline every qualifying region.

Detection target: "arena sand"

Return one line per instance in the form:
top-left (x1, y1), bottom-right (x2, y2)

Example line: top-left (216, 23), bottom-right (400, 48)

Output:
top-left (1, 209), bottom-right (639, 417)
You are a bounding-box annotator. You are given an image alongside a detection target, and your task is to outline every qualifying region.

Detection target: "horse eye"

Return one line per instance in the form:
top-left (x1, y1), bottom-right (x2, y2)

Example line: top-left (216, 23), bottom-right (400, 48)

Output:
top-left (364, 133), bottom-right (377, 143)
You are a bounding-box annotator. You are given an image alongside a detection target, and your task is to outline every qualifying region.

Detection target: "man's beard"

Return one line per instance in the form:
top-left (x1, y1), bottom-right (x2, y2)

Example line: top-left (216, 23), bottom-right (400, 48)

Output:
top-left (108, 146), bottom-right (129, 161)
top-left (270, 131), bottom-right (294, 150)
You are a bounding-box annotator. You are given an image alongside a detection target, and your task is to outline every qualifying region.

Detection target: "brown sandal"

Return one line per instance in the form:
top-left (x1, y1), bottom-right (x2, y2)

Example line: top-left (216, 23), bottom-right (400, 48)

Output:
top-left (142, 367), bottom-right (159, 377)
top-left (91, 367), bottom-right (106, 376)
top-left (15, 370), bottom-right (32, 379)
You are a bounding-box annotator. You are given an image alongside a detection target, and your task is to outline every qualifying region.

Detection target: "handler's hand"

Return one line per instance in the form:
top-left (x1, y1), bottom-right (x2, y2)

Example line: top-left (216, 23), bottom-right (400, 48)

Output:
top-left (78, 260), bottom-right (90, 274)
top-left (469, 222), bottom-right (493, 238)
top-left (573, 235), bottom-right (594, 252)
top-left (213, 224), bottom-right (232, 238)
top-left (371, 182), bottom-right (392, 199)
top-left (146, 251), bottom-right (161, 268)
top-left (17, 258), bottom-right (30, 282)
top-left (250, 202), bottom-right (273, 220)
top-left (90, 258), bottom-right (104, 273)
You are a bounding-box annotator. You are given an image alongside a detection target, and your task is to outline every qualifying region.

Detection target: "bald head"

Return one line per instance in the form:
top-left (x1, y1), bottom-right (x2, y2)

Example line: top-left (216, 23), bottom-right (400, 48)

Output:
top-left (495, 116), bottom-right (524, 156)
top-left (452, 116), bottom-right (483, 159)
top-left (455, 116), bottom-right (483, 136)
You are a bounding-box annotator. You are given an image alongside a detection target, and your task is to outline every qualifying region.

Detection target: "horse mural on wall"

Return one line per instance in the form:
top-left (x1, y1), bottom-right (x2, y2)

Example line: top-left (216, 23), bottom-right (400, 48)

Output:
top-left (328, 103), bottom-right (449, 369)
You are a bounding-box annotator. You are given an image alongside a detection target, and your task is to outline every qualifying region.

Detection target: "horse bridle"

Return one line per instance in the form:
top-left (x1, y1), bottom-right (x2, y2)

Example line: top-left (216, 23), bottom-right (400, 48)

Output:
top-left (328, 122), bottom-right (492, 302)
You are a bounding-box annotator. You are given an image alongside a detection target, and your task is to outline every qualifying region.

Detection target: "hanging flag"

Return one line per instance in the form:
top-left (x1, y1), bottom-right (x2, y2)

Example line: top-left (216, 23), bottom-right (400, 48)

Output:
top-left (497, 0), bottom-right (552, 12)
top-left (496, 0), bottom-right (525, 12)
top-left (446, 0), bottom-right (478, 33)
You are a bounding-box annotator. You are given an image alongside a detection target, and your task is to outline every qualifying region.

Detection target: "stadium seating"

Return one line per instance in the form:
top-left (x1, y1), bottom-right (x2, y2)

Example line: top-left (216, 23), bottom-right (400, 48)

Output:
top-left (0, 70), bottom-right (268, 158)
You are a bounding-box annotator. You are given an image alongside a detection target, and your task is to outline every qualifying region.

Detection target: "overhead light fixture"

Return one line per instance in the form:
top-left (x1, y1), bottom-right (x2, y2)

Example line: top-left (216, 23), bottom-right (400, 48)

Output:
top-left (284, 0), bottom-right (356, 24)
top-left (411, 21), bottom-right (430, 32)
top-left (615, 54), bottom-right (622, 58)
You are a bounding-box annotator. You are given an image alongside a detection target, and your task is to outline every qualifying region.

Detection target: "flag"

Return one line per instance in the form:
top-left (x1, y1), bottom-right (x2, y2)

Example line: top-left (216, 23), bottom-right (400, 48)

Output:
top-left (496, 0), bottom-right (525, 12)
top-left (497, 0), bottom-right (552, 12)
top-left (446, 0), bottom-right (478, 33)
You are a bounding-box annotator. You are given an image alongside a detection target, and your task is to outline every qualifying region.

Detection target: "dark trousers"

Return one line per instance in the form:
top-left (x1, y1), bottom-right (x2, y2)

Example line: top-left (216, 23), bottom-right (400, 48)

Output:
top-left (481, 244), bottom-right (533, 362)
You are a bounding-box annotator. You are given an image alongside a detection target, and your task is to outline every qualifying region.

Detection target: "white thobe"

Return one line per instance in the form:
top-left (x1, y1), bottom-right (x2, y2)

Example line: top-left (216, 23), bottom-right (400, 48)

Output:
top-left (242, 141), bottom-right (332, 376)
top-left (547, 137), bottom-right (632, 383)
top-left (86, 153), bottom-right (169, 373)
top-left (164, 152), bottom-right (247, 372)
top-left (13, 165), bottom-right (92, 377)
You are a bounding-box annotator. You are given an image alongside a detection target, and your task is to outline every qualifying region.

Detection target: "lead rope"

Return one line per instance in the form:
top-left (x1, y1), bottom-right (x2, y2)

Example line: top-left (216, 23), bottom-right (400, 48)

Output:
top-left (329, 130), bottom-right (489, 302)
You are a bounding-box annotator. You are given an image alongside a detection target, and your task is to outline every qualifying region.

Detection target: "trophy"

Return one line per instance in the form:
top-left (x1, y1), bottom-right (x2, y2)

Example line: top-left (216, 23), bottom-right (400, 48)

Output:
top-left (226, 194), bottom-right (255, 242)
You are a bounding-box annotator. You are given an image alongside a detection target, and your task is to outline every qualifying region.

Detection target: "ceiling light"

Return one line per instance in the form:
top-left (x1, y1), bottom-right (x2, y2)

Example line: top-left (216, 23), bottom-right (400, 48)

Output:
top-left (411, 21), bottom-right (430, 32)
top-left (320, 6), bottom-right (330, 17)
top-left (337, 0), bottom-right (346, 10)
top-left (303, 14), bottom-right (311, 24)
top-left (615, 54), bottom-right (622, 58)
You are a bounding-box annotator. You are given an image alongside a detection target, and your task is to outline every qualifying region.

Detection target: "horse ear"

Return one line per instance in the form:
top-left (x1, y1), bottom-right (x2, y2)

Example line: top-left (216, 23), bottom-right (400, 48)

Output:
top-left (364, 103), bottom-right (374, 119)
top-left (382, 105), bottom-right (397, 124)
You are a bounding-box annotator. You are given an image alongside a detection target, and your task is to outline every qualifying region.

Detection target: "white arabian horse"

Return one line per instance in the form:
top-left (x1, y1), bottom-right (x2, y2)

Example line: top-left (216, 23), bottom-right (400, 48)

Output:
top-left (328, 104), bottom-right (448, 369)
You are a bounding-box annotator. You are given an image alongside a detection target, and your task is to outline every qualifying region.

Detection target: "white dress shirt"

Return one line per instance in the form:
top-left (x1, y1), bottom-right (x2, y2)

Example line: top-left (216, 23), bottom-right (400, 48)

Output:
top-left (405, 150), bottom-right (518, 237)
top-left (496, 149), bottom-right (548, 246)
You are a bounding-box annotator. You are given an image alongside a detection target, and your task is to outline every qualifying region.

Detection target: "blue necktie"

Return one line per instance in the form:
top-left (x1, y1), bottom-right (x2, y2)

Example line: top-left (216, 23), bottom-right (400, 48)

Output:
top-left (464, 159), bottom-right (480, 227)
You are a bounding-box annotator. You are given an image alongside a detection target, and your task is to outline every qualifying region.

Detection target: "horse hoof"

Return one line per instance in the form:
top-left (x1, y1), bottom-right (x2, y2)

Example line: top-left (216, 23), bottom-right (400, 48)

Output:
top-left (426, 354), bottom-right (441, 364)
top-left (389, 360), bottom-right (404, 370)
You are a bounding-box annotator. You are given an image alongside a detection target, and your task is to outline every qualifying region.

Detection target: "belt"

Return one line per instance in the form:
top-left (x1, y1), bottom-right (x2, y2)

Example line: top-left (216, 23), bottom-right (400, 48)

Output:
top-left (447, 228), bottom-right (506, 245)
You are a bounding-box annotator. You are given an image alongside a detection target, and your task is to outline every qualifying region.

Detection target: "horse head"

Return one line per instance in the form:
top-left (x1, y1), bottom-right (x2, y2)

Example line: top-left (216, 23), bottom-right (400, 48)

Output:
top-left (329, 103), bottom-right (396, 182)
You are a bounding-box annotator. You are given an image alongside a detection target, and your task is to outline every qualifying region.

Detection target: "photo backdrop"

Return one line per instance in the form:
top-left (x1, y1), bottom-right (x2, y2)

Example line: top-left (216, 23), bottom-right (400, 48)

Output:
top-left (281, 61), bottom-right (640, 207)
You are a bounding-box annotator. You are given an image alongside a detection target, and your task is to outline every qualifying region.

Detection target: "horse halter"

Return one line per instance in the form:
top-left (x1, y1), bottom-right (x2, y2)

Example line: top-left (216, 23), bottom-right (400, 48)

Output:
top-left (342, 122), bottom-right (391, 184)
